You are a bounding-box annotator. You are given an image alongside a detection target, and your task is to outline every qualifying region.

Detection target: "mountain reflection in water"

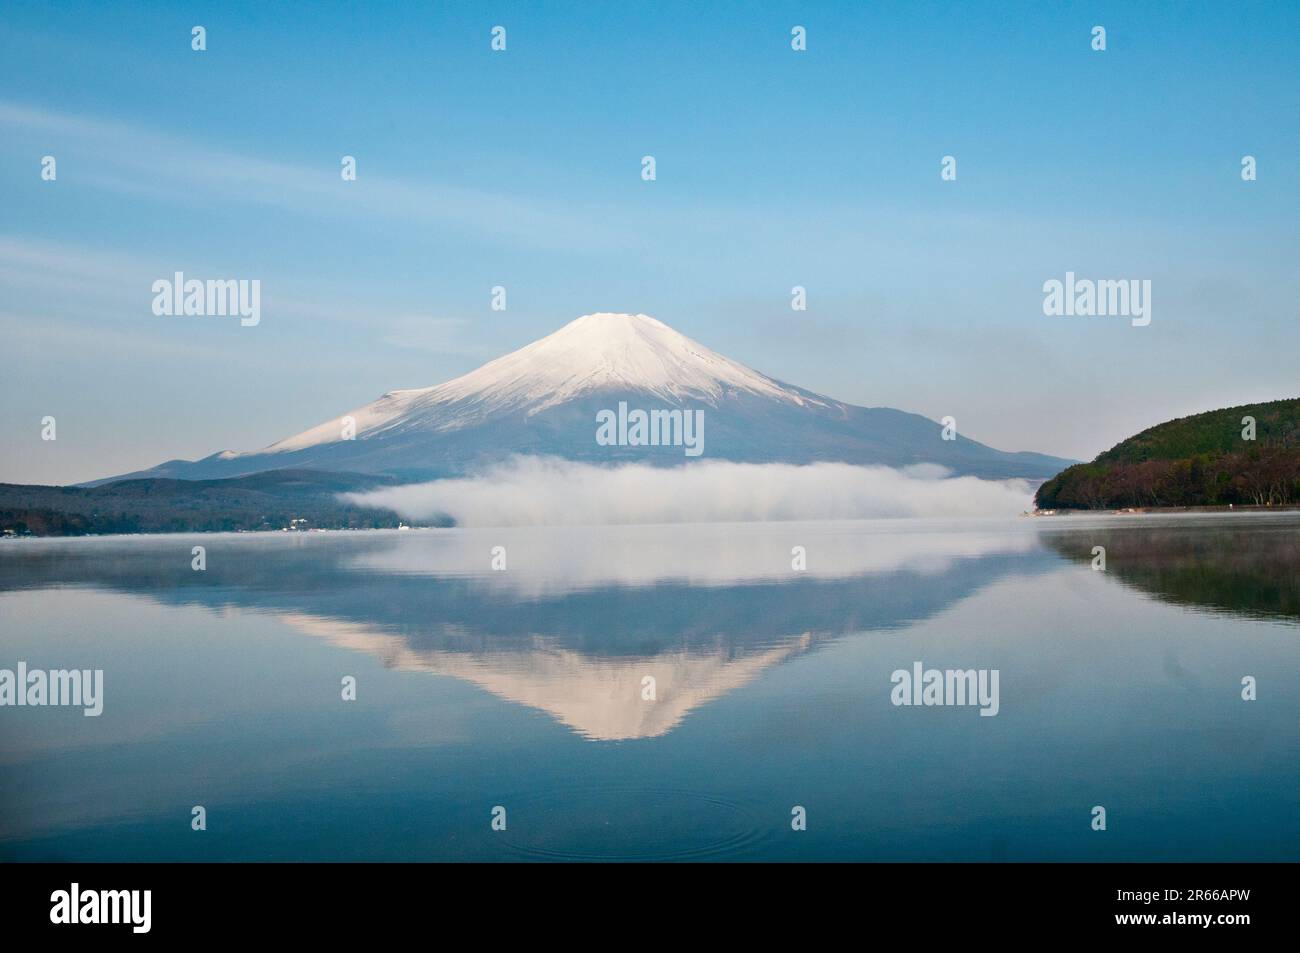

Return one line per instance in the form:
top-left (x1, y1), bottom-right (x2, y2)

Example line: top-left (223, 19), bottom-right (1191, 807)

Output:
top-left (1, 513), bottom-right (1297, 862)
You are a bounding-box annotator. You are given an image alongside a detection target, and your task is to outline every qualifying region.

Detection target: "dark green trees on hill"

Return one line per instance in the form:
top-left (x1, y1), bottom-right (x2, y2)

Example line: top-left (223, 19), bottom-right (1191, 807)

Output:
top-left (0, 470), bottom-right (411, 536)
top-left (1035, 399), bottom-right (1300, 509)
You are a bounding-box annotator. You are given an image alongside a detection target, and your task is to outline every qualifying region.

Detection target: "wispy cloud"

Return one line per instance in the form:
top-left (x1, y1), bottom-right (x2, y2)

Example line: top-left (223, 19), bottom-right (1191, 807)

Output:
top-left (0, 99), bottom-right (630, 252)
top-left (344, 457), bottom-right (1036, 527)
top-left (0, 235), bottom-right (495, 364)
top-left (378, 316), bottom-right (494, 357)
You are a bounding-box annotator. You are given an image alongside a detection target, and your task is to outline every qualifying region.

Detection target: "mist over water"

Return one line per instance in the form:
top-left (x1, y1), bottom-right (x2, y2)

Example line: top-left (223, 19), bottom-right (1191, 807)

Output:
top-left (344, 457), bottom-right (1037, 526)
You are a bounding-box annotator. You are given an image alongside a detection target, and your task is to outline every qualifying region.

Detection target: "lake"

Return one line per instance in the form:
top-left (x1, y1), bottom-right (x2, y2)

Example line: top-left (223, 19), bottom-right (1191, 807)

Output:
top-left (1, 513), bottom-right (1296, 861)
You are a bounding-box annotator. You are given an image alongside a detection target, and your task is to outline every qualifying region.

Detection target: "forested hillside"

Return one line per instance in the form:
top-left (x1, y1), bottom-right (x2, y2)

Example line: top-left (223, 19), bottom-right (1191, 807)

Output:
top-left (1035, 399), bottom-right (1300, 509)
top-left (0, 469), bottom-right (414, 536)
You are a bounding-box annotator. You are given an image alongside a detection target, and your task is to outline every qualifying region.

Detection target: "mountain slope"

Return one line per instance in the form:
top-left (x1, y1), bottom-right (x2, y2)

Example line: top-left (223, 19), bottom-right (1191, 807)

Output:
top-left (100, 313), bottom-right (1074, 484)
top-left (1035, 398), bottom-right (1300, 509)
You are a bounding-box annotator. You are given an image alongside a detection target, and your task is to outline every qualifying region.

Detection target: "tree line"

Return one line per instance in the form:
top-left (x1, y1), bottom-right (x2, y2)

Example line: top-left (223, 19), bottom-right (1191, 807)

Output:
top-left (1036, 442), bottom-right (1299, 509)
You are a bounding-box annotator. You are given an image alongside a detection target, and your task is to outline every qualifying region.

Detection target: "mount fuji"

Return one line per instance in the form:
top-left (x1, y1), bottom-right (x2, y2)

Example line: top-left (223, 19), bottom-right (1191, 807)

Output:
top-left (104, 312), bottom-right (1072, 484)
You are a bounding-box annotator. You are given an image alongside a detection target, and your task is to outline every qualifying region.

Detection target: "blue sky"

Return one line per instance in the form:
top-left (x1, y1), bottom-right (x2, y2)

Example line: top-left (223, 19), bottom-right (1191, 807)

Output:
top-left (2, 0), bottom-right (1297, 484)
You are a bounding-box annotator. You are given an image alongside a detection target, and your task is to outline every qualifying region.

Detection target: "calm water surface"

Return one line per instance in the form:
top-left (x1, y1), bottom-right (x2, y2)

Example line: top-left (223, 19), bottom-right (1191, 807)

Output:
top-left (1, 513), bottom-right (1296, 861)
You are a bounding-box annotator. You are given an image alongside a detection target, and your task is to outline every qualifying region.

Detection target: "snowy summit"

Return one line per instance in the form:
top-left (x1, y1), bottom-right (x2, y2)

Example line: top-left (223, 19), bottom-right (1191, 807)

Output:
top-left (100, 312), bottom-right (1075, 483)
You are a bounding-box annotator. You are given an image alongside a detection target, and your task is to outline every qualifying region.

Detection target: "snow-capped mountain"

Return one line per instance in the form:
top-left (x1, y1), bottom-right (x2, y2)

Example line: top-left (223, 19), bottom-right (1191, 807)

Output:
top-left (104, 312), bottom-right (1073, 483)
top-left (256, 312), bottom-right (820, 454)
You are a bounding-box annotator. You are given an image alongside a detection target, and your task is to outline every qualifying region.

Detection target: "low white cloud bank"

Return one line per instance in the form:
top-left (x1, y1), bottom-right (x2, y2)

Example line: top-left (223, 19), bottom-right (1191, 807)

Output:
top-left (343, 457), bottom-right (1035, 527)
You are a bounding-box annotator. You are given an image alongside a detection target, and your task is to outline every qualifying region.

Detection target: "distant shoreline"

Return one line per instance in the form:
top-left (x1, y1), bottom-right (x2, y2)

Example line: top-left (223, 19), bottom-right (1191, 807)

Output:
top-left (7, 507), bottom-right (1300, 543)
top-left (1031, 504), bottom-right (1300, 516)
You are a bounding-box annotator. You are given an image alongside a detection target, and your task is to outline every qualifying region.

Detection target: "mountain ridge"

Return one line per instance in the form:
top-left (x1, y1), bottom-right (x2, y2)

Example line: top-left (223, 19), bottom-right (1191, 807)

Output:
top-left (94, 312), bottom-right (1075, 484)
